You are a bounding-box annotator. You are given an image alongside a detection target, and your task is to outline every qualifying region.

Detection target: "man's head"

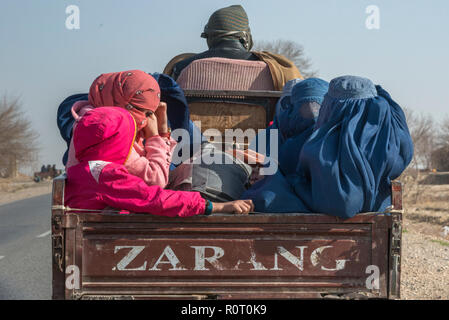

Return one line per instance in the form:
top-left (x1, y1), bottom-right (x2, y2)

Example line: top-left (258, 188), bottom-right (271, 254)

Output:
top-left (201, 5), bottom-right (253, 51)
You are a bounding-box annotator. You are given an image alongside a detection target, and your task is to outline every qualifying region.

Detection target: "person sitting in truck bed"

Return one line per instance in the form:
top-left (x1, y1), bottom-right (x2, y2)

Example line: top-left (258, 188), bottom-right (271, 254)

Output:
top-left (276, 78), bottom-right (329, 175)
top-left (248, 78), bottom-right (329, 170)
top-left (57, 72), bottom-right (201, 169)
top-left (64, 70), bottom-right (177, 188)
top-left (164, 4), bottom-right (302, 91)
top-left (65, 106), bottom-right (254, 217)
top-left (242, 75), bottom-right (414, 219)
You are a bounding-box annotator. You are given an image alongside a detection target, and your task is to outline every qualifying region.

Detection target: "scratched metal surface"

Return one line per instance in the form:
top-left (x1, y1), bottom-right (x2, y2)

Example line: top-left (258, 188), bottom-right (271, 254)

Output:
top-left (52, 177), bottom-right (402, 300)
top-left (58, 212), bottom-right (392, 299)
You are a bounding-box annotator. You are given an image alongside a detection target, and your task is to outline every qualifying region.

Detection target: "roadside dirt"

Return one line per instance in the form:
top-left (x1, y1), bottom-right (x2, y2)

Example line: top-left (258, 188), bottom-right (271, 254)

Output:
top-left (401, 182), bottom-right (449, 300)
top-left (0, 176), bottom-right (52, 206)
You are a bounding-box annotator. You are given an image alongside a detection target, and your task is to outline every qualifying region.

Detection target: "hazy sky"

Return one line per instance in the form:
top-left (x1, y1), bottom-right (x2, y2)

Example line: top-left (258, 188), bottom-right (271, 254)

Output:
top-left (1, 0), bottom-right (448, 170)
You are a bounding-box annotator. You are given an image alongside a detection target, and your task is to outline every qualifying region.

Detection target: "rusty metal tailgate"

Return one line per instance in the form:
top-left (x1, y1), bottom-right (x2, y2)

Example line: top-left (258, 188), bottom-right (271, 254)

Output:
top-left (53, 211), bottom-right (400, 300)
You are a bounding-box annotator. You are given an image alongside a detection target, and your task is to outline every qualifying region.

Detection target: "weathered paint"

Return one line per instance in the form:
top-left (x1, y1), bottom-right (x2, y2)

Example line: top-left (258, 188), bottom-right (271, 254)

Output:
top-left (51, 197), bottom-right (401, 300)
top-left (108, 244), bottom-right (348, 273)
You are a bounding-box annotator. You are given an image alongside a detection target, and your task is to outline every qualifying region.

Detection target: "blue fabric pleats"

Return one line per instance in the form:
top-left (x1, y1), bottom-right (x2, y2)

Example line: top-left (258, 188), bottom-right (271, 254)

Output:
top-left (242, 75), bottom-right (414, 219)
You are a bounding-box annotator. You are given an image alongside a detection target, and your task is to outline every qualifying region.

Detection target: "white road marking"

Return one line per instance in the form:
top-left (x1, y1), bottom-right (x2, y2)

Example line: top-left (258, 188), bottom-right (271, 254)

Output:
top-left (36, 230), bottom-right (51, 238)
top-left (0, 256), bottom-right (5, 260)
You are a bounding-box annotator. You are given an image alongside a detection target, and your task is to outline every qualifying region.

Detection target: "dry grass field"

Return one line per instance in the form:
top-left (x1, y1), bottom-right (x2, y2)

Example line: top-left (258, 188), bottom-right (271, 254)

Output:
top-left (401, 173), bottom-right (449, 299)
top-left (0, 175), bottom-right (52, 206)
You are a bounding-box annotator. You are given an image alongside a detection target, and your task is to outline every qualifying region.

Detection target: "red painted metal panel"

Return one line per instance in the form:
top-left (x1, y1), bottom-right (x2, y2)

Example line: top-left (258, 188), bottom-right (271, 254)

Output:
top-left (63, 212), bottom-right (391, 299)
top-left (52, 175), bottom-right (401, 300)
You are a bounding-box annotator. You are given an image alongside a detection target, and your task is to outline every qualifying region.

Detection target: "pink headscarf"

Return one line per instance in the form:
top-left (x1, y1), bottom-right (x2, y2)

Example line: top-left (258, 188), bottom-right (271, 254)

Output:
top-left (88, 70), bottom-right (161, 131)
top-left (74, 107), bottom-right (136, 164)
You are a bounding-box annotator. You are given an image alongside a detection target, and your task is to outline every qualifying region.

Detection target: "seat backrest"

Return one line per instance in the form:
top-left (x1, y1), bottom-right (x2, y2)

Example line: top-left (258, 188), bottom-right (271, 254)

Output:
top-left (184, 90), bottom-right (282, 149)
top-left (177, 57), bottom-right (275, 91)
top-left (189, 101), bottom-right (267, 148)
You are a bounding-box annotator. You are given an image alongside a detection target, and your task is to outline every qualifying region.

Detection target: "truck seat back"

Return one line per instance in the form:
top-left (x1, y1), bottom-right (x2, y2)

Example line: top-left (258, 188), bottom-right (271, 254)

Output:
top-left (184, 90), bottom-right (281, 149)
top-left (177, 57), bottom-right (275, 91)
top-left (190, 101), bottom-right (266, 133)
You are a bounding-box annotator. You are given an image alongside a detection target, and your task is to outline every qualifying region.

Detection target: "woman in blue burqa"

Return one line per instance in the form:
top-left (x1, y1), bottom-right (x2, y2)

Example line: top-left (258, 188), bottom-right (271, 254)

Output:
top-left (242, 75), bottom-right (413, 219)
top-left (276, 78), bottom-right (329, 175)
top-left (248, 78), bottom-right (328, 162)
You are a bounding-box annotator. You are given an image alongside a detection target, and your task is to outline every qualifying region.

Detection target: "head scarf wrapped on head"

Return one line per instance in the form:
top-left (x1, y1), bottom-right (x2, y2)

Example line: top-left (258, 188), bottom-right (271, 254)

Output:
top-left (201, 5), bottom-right (253, 51)
top-left (242, 75), bottom-right (413, 218)
top-left (88, 70), bottom-right (161, 131)
top-left (57, 72), bottom-right (194, 166)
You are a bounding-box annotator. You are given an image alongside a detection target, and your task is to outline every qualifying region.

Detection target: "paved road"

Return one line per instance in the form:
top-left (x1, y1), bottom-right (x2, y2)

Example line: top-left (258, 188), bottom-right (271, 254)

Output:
top-left (0, 194), bottom-right (52, 300)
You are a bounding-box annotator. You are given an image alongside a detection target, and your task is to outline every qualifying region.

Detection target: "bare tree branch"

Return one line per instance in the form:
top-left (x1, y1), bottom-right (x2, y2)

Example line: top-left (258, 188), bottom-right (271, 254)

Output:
top-left (403, 107), bottom-right (435, 170)
top-left (253, 39), bottom-right (318, 78)
top-left (430, 115), bottom-right (449, 171)
top-left (0, 95), bottom-right (40, 177)
top-left (401, 108), bottom-right (436, 203)
top-left (437, 116), bottom-right (449, 148)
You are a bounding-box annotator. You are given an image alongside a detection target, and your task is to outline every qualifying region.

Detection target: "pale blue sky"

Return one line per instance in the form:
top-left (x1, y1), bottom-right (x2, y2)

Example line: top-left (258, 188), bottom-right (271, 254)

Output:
top-left (1, 0), bottom-right (448, 169)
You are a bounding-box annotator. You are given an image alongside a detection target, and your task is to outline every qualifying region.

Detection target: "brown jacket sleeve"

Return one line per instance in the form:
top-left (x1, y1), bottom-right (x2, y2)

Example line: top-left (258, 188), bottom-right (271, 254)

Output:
top-left (252, 51), bottom-right (303, 91)
top-left (163, 53), bottom-right (196, 78)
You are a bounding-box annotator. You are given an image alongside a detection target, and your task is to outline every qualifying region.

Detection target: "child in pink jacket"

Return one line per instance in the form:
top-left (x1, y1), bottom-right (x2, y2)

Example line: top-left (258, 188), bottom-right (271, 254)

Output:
top-left (66, 70), bottom-right (176, 188)
top-left (65, 107), bottom-right (253, 216)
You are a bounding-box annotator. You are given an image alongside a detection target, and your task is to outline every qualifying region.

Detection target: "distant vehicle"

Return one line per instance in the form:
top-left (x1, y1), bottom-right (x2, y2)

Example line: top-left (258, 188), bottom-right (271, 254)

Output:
top-left (34, 166), bottom-right (62, 182)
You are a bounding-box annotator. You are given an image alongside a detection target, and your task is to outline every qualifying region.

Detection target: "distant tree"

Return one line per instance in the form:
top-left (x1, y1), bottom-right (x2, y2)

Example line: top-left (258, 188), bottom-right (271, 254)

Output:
top-left (430, 115), bottom-right (449, 171)
top-left (403, 108), bottom-right (435, 170)
top-left (253, 39), bottom-right (318, 78)
top-left (437, 116), bottom-right (449, 148)
top-left (0, 96), bottom-right (39, 177)
top-left (401, 108), bottom-right (436, 203)
top-left (431, 147), bottom-right (449, 172)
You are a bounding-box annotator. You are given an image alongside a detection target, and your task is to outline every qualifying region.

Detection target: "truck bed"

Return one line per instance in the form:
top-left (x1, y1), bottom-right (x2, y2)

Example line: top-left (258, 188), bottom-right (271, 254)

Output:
top-left (51, 176), bottom-right (403, 300)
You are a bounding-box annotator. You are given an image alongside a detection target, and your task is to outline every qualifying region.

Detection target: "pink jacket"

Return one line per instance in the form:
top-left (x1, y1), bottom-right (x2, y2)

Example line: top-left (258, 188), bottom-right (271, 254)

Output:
top-left (66, 101), bottom-right (176, 188)
top-left (65, 107), bottom-right (206, 217)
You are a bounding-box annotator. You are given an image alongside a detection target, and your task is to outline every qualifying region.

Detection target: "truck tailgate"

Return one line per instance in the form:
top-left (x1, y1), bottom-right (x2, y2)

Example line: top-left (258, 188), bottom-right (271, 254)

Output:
top-left (52, 202), bottom-right (401, 299)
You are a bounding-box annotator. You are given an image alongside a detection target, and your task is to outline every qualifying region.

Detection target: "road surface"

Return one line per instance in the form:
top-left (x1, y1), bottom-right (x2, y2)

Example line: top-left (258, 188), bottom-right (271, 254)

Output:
top-left (0, 194), bottom-right (52, 300)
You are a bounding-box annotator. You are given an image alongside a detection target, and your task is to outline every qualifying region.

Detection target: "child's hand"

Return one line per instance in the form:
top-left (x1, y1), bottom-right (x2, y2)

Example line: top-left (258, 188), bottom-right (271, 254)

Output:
top-left (142, 113), bottom-right (159, 139)
top-left (155, 102), bottom-right (169, 135)
top-left (211, 200), bottom-right (254, 215)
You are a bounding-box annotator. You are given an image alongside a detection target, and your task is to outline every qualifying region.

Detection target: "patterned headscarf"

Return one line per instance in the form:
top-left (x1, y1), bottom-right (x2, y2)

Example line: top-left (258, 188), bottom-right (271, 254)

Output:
top-left (88, 70), bottom-right (161, 130)
top-left (201, 5), bottom-right (253, 50)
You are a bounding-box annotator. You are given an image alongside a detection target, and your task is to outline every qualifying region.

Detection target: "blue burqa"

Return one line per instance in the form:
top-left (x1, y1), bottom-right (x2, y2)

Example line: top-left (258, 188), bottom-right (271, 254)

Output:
top-left (242, 75), bottom-right (414, 219)
top-left (248, 78), bottom-right (302, 157)
top-left (277, 78), bottom-right (329, 175)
